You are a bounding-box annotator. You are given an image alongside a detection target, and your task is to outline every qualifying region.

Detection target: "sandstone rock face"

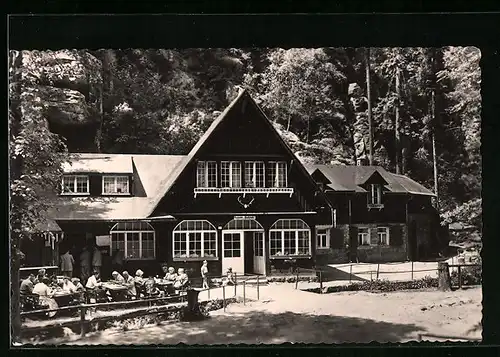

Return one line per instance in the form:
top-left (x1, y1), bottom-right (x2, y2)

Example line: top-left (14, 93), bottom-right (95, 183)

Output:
top-left (17, 50), bottom-right (103, 150)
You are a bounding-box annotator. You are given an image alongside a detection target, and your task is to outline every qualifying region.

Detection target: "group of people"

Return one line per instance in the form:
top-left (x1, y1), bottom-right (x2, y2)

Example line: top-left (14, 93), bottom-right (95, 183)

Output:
top-left (60, 245), bottom-right (103, 282)
top-left (20, 269), bottom-right (85, 302)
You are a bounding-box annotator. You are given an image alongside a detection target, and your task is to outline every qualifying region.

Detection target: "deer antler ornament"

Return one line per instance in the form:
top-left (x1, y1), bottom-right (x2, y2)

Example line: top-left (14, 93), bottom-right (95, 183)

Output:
top-left (237, 195), bottom-right (255, 209)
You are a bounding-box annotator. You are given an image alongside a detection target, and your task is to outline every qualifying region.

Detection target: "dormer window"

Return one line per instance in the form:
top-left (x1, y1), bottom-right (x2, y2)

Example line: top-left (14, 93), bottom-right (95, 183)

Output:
top-left (197, 161), bottom-right (217, 188)
top-left (103, 175), bottom-right (130, 195)
top-left (61, 175), bottom-right (89, 195)
top-left (268, 161), bottom-right (287, 188)
top-left (368, 184), bottom-right (383, 205)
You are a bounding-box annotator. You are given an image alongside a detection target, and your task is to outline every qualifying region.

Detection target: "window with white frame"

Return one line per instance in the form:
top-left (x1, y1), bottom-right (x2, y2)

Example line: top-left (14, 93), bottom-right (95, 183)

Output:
top-left (269, 219), bottom-right (311, 257)
top-left (173, 220), bottom-right (217, 259)
top-left (358, 227), bottom-right (370, 246)
top-left (223, 233), bottom-right (241, 258)
top-left (368, 184), bottom-right (383, 205)
top-left (377, 227), bottom-right (390, 245)
top-left (221, 161), bottom-right (241, 188)
top-left (103, 175), bottom-right (130, 195)
top-left (316, 228), bottom-right (330, 249)
top-left (196, 161), bottom-right (218, 188)
top-left (268, 161), bottom-right (287, 188)
top-left (61, 175), bottom-right (89, 195)
top-left (110, 221), bottom-right (155, 260)
top-left (244, 161), bottom-right (265, 188)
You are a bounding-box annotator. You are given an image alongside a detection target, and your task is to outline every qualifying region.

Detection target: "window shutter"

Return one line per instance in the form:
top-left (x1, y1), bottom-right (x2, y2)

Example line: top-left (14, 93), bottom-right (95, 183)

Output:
top-left (390, 225), bottom-right (404, 246)
top-left (370, 228), bottom-right (378, 245)
top-left (329, 227), bottom-right (343, 249)
top-left (349, 226), bottom-right (358, 247)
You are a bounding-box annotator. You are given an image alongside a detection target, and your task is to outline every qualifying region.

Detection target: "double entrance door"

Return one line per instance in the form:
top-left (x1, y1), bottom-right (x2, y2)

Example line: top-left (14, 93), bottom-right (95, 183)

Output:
top-left (222, 230), bottom-right (265, 275)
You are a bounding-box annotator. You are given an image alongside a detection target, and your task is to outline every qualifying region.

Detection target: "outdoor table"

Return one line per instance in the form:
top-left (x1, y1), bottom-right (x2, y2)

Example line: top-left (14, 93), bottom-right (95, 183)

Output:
top-left (51, 290), bottom-right (79, 317)
top-left (154, 279), bottom-right (175, 295)
top-left (101, 281), bottom-right (128, 301)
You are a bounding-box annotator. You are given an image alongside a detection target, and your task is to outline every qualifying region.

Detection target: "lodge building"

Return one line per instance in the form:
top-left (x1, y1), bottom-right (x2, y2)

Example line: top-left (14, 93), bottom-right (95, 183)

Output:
top-left (21, 90), bottom-right (444, 279)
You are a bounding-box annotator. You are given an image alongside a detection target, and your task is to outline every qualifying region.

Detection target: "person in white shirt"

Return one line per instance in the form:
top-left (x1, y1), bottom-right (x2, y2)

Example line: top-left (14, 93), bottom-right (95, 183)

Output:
top-left (122, 271), bottom-right (137, 299)
top-left (61, 276), bottom-right (77, 293)
top-left (112, 271), bottom-right (125, 284)
top-left (33, 278), bottom-right (53, 297)
top-left (201, 260), bottom-right (209, 289)
top-left (86, 271), bottom-right (102, 289)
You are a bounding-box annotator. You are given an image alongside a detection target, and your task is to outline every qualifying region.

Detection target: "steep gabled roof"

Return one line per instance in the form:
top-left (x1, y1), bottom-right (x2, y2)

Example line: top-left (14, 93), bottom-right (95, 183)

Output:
top-left (311, 164), bottom-right (435, 196)
top-left (146, 88), bottom-right (325, 216)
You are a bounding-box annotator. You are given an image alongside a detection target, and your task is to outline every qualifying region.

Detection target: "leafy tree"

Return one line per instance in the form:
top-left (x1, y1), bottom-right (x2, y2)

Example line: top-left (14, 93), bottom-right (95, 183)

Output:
top-left (9, 50), bottom-right (69, 342)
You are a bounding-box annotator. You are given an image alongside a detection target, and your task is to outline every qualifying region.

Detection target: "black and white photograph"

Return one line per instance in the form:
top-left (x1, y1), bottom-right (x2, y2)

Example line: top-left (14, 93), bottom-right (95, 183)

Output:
top-left (9, 44), bottom-right (482, 345)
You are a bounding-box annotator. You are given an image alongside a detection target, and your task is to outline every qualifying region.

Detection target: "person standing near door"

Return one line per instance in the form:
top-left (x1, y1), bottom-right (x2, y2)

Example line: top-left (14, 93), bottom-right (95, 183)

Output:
top-left (92, 246), bottom-right (102, 276)
top-left (60, 250), bottom-right (75, 277)
top-left (80, 246), bottom-right (91, 283)
top-left (201, 260), bottom-right (209, 289)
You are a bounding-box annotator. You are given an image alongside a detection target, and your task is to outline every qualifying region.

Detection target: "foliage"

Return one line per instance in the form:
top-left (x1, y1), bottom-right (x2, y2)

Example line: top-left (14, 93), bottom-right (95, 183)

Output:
top-left (441, 198), bottom-right (482, 230)
top-left (304, 276), bottom-right (439, 294)
top-left (450, 265), bottom-right (482, 286)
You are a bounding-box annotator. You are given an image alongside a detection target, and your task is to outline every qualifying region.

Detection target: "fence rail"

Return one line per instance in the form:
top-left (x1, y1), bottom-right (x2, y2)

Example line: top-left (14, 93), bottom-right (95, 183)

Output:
top-left (20, 272), bottom-right (263, 337)
top-left (293, 263), bottom-right (481, 292)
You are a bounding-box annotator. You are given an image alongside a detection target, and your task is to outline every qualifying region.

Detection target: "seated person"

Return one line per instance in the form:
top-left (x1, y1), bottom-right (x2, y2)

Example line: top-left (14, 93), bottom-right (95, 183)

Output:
top-left (61, 276), bottom-right (77, 293)
top-left (20, 274), bottom-right (36, 295)
top-left (173, 268), bottom-right (189, 290)
top-left (164, 266), bottom-right (178, 282)
top-left (145, 278), bottom-right (162, 297)
top-left (33, 277), bottom-right (54, 297)
top-left (122, 271), bottom-right (137, 299)
top-left (72, 278), bottom-right (85, 292)
top-left (36, 268), bottom-right (47, 284)
top-left (223, 267), bottom-right (236, 286)
top-left (112, 271), bottom-right (125, 284)
top-left (134, 269), bottom-right (146, 286)
top-left (85, 270), bottom-right (102, 290)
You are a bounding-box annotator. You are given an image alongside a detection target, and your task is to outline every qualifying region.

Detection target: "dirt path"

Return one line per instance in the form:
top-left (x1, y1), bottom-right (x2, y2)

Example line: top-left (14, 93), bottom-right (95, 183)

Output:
top-left (31, 285), bottom-right (482, 345)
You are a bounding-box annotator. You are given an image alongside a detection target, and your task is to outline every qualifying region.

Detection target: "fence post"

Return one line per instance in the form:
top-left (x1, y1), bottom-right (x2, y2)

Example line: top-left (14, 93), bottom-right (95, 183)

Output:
top-left (208, 282), bottom-right (210, 300)
top-left (370, 269), bottom-right (373, 282)
top-left (80, 306), bottom-right (87, 337)
top-left (349, 264), bottom-right (352, 284)
top-left (376, 263), bottom-right (380, 280)
top-left (411, 261), bottom-right (414, 281)
top-left (234, 273), bottom-right (237, 297)
top-left (257, 275), bottom-right (260, 300)
top-left (222, 285), bottom-right (226, 312)
top-left (243, 281), bottom-right (246, 305)
top-left (458, 265), bottom-right (462, 289)
top-left (319, 270), bottom-right (323, 294)
top-left (295, 267), bottom-right (299, 289)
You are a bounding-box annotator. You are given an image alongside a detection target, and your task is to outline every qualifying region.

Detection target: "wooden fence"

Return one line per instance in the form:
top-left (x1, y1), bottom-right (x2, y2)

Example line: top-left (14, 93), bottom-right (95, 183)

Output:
top-left (294, 263), bottom-right (481, 293)
top-left (20, 273), bottom-right (264, 338)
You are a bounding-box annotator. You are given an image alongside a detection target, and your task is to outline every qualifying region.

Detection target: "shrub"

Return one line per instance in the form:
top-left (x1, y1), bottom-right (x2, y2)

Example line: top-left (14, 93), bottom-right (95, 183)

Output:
top-left (450, 265), bottom-right (482, 286)
top-left (303, 276), bottom-right (439, 294)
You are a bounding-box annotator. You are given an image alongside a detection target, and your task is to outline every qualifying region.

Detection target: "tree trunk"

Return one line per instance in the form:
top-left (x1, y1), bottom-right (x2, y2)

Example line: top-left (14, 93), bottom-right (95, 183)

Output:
top-left (438, 262), bottom-right (451, 291)
top-left (9, 50), bottom-right (23, 345)
top-left (395, 66), bottom-right (401, 174)
top-left (365, 48), bottom-right (374, 165)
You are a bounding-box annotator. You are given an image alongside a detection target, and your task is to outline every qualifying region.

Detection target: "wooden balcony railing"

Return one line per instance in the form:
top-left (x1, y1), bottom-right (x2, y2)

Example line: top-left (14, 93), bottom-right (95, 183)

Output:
top-left (194, 187), bottom-right (294, 198)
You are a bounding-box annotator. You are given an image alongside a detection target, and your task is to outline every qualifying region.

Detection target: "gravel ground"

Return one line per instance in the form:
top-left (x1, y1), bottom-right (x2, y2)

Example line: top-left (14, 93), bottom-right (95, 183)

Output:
top-left (31, 284), bottom-right (482, 345)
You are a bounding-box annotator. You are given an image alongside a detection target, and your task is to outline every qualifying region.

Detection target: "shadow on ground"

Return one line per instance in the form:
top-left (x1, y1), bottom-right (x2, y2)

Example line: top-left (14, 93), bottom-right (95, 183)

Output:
top-left (65, 309), bottom-right (423, 345)
top-left (319, 265), bottom-right (367, 283)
